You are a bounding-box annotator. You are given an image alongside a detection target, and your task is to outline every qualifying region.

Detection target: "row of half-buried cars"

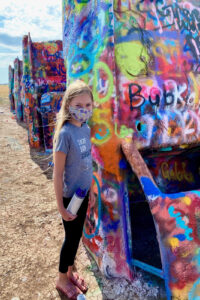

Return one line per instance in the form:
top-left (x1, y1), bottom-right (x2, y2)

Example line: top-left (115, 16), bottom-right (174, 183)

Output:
top-left (8, 1), bottom-right (200, 298)
top-left (8, 33), bottom-right (66, 152)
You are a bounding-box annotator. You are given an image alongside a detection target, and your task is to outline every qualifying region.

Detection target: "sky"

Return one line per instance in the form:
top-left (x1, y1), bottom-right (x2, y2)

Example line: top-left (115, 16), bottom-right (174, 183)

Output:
top-left (0, 0), bottom-right (62, 84)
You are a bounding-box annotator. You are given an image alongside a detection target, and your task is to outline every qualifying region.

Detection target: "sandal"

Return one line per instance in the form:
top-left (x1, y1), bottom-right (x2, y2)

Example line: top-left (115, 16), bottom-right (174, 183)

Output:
top-left (69, 273), bottom-right (88, 294)
top-left (56, 281), bottom-right (80, 300)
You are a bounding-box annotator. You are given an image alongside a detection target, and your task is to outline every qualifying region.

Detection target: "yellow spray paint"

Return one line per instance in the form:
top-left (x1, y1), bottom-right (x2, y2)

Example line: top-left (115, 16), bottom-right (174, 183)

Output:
top-left (93, 62), bottom-right (114, 104)
top-left (91, 108), bottom-right (112, 145)
top-left (168, 237), bottom-right (179, 251)
top-left (188, 72), bottom-right (199, 105)
top-left (115, 41), bottom-right (150, 79)
top-left (181, 197), bottom-right (191, 206)
top-left (114, 123), bottom-right (134, 139)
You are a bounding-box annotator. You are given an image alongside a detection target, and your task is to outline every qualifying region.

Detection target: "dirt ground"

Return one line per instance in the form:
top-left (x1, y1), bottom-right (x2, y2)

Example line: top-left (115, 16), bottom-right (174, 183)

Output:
top-left (0, 85), bottom-right (165, 300)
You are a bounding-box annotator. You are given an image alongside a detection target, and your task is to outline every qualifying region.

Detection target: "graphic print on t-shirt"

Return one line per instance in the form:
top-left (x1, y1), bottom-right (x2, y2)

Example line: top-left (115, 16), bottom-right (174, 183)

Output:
top-left (77, 138), bottom-right (91, 170)
top-left (78, 138), bottom-right (87, 153)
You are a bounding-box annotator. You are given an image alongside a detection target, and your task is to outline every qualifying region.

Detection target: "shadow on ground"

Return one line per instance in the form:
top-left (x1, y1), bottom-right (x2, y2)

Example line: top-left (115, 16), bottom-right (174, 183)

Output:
top-left (30, 148), bottom-right (53, 179)
top-left (14, 116), bottom-right (54, 180)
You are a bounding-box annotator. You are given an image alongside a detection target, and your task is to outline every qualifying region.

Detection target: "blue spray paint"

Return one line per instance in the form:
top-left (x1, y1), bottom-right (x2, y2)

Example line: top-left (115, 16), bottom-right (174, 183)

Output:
top-left (140, 177), bottom-right (186, 200)
top-left (95, 128), bottom-right (110, 140)
top-left (168, 206), bottom-right (193, 241)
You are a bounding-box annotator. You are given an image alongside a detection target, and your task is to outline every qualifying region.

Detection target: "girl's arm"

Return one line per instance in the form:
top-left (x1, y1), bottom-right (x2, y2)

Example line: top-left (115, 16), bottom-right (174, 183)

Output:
top-left (53, 151), bottom-right (77, 221)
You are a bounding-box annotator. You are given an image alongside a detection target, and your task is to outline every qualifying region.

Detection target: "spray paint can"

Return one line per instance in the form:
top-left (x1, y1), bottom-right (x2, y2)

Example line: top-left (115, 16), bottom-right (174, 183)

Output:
top-left (67, 188), bottom-right (87, 215)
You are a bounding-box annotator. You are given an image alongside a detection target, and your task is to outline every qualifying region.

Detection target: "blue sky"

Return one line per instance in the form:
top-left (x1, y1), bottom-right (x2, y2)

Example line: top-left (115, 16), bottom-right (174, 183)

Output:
top-left (0, 0), bottom-right (62, 84)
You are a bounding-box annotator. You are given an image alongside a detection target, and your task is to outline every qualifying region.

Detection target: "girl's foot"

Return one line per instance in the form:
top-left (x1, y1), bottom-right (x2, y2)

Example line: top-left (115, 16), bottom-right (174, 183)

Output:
top-left (56, 278), bottom-right (81, 300)
top-left (68, 272), bottom-right (88, 294)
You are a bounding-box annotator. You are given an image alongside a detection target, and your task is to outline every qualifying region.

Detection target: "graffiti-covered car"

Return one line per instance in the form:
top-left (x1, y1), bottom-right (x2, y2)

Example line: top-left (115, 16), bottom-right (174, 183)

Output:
top-left (62, 1), bottom-right (200, 299)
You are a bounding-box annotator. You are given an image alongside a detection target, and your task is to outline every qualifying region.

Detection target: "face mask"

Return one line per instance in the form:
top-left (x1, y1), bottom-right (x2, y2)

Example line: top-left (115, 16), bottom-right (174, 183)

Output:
top-left (69, 106), bottom-right (92, 123)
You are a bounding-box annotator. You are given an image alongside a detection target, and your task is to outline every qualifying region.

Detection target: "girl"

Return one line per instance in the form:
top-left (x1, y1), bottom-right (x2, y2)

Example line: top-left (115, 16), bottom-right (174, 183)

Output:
top-left (53, 80), bottom-right (93, 299)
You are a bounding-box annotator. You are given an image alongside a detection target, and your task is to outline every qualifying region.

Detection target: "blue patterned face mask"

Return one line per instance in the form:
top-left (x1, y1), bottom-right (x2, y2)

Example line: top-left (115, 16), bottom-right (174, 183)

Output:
top-left (69, 106), bottom-right (92, 123)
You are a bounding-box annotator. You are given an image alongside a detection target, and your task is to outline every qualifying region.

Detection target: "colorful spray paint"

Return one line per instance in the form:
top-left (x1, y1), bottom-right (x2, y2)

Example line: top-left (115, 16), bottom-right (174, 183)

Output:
top-left (38, 92), bottom-right (64, 152)
top-left (13, 58), bottom-right (23, 121)
top-left (63, 0), bottom-right (134, 280)
top-left (63, 0), bottom-right (200, 299)
top-left (8, 65), bottom-right (15, 113)
top-left (122, 140), bottom-right (200, 299)
top-left (22, 33), bottom-right (66, 148)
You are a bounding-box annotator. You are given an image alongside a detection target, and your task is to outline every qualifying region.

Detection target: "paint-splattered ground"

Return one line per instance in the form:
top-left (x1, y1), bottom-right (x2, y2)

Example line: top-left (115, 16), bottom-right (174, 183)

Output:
top-left (0, 85), bottom-right (166, 300)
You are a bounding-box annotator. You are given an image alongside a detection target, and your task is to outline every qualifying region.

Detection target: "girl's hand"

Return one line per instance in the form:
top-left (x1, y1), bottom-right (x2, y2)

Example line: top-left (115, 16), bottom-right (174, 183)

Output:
top-left (60, 208), bottom-right (77, 221)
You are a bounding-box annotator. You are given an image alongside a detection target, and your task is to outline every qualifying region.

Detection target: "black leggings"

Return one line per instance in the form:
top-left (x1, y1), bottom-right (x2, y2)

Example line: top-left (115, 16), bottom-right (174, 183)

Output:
top-left (59, 193), bottom-right (89, 273)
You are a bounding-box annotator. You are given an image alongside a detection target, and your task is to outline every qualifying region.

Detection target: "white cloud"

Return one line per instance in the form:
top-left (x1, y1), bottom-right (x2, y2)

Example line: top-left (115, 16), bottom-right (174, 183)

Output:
top-left (0, 0), bottom-right (62, 41)
top-left (0, 0), bottom-right (62, 83)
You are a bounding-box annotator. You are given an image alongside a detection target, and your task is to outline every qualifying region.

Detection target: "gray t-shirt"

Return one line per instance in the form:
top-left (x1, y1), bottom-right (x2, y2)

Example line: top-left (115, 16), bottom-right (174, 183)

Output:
top-left (55, 122), bottom-right (93, 197)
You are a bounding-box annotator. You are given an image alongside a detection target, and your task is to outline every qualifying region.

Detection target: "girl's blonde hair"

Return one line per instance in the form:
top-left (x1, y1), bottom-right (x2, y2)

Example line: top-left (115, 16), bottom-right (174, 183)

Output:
top-left (53, 80), bottom-right (93, 153)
